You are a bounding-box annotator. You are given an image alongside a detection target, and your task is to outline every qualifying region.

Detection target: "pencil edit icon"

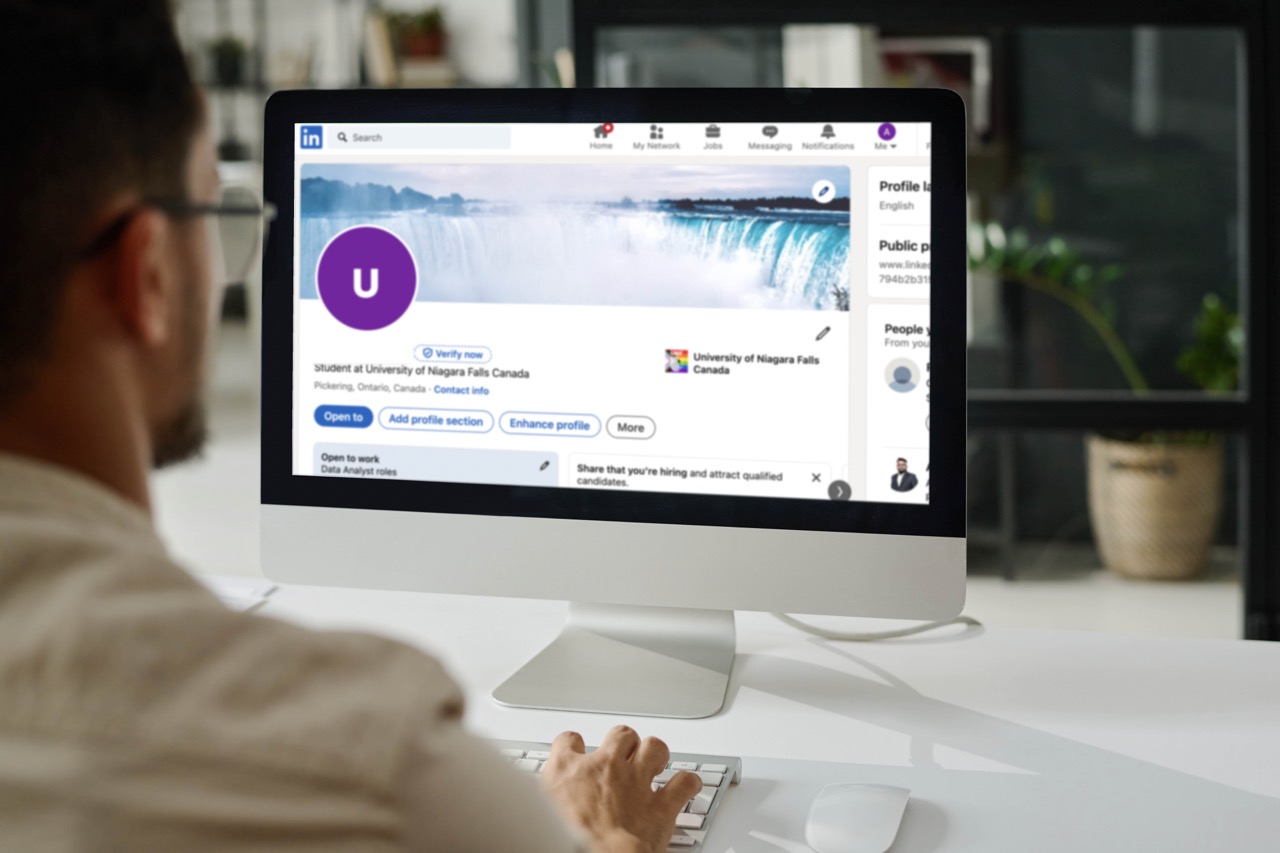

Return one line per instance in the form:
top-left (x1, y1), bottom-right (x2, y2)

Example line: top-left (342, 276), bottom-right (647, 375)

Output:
top-left (665, 349), bottom-right (689, 373)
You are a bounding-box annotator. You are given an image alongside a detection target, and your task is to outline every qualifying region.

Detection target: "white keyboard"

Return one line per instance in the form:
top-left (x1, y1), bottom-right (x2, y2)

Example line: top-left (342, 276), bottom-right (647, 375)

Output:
top-left (490, 739), bottom-right (742, 850)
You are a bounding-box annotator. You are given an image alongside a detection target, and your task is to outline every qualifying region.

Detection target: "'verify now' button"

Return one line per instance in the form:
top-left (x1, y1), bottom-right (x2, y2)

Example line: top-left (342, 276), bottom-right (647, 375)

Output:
top-left (314, 405), bottom-right (373, 428)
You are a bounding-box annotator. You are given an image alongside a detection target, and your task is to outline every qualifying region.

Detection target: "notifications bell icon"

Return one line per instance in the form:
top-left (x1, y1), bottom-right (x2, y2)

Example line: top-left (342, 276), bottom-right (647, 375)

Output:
top-left (820, 124), bottom-right (836, 139)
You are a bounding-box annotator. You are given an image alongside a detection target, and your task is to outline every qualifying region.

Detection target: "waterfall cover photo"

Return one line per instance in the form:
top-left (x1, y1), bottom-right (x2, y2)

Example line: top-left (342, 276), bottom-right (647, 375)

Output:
top-left (299, 163), bottom-right (852, 311)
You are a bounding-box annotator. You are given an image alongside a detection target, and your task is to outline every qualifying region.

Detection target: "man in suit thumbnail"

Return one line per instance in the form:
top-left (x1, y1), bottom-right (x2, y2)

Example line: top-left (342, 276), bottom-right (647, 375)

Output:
top-left (891, 457), bottom-right (918, 492)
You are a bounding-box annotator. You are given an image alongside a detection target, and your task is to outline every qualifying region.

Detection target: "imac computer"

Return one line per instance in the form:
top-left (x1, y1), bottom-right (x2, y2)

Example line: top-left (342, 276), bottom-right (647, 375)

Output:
top-left (260, 89), bottom-right (967, 719)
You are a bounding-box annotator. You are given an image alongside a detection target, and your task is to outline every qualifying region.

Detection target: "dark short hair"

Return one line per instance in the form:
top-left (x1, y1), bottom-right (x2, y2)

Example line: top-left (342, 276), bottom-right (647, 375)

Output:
top-left (0, 0), bottom-right (201, 406)
top-left (897, 457), bottom-right (907, 464)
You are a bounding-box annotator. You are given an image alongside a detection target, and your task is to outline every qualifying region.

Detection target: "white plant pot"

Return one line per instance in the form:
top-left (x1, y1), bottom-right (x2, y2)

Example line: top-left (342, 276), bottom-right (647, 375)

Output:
top-left (1085, 434), bottom-right (1224, 580)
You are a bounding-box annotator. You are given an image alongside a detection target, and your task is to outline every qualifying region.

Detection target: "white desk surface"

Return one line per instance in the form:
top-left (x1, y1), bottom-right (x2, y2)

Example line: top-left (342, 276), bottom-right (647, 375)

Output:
top-left (257, 584), bottom-right (1280, 852)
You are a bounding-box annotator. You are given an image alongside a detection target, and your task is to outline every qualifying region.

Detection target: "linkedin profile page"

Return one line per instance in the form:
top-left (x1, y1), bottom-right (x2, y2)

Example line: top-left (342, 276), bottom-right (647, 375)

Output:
top-left (292, 136), bottom-right (931, 505)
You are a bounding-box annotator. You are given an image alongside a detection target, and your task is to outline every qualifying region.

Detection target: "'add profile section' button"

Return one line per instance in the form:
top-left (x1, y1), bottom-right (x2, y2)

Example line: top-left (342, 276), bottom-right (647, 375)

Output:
top-left (379, 407), bottom-right (494, 433)
top-left (500, 411), bottom-right (601, 437)
top-left (315, 405), bottom-right (373, 428)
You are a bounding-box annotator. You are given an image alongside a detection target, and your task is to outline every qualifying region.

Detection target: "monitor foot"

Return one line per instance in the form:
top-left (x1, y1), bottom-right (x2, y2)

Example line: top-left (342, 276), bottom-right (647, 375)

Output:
top-left (493, 603), bottom-right (735, 719)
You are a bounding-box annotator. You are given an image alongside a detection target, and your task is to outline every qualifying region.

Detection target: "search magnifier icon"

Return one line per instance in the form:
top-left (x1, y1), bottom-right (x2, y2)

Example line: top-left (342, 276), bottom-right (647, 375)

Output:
top-left (337, 132), bottom-right (348, 143)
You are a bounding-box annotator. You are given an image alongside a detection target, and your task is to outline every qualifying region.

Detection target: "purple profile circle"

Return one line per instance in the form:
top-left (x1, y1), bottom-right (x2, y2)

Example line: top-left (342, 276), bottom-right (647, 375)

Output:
top-left (878, 122), bottom-right (897, 141)
top-left (316, 226), bottom-right (418, 330)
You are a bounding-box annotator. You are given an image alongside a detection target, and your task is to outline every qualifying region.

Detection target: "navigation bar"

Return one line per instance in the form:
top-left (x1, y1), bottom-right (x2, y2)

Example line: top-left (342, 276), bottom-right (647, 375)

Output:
top-left (296, 122), bottom-right (931, 158)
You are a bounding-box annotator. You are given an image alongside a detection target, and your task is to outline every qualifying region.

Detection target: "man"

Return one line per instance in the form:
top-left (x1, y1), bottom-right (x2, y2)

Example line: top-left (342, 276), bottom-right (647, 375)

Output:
top-left (891, 458), bottom-right (918, 493)
top-left (0, 3), bottom-right (700, 850)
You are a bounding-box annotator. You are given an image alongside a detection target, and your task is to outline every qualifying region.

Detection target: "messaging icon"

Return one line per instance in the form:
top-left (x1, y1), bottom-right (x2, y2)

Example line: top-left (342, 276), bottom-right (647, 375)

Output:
top-left (762, 125), bottom-right (779, 138)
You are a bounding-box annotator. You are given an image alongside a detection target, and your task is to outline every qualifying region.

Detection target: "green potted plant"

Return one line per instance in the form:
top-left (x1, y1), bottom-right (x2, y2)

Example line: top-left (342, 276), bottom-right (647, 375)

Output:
top-left (969, 223), bottom-right (1243, 579)
top-left (208, 36), bottom-right (248, 87)
top-left (388, 9), bottom-right (447, 58)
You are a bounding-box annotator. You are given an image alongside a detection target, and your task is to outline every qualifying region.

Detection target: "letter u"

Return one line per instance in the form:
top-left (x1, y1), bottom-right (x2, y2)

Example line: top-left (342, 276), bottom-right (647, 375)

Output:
top-left (353, 268), bottom-right (379, 299)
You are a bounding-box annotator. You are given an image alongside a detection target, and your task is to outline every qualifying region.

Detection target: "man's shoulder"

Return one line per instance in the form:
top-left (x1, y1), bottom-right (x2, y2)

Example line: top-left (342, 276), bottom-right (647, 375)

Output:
top-left (0, 518), bottom-right (461, 794)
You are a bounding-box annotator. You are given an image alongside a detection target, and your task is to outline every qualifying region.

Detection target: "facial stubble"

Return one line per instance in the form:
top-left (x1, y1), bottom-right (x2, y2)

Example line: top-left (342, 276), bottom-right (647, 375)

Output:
top-left (151, 267), bottom-right (209, 470)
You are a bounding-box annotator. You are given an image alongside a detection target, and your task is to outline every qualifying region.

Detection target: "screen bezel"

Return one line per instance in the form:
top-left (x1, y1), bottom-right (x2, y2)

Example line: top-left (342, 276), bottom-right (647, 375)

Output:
top-left (261, 88), bottom-right (966, 539)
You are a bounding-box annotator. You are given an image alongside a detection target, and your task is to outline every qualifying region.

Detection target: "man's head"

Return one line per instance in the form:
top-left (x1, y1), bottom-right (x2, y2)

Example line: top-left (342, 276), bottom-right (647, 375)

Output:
top-left (0, 0), bottom-right (214, 468)
top-left (897, 458), bottom-right (908, 473)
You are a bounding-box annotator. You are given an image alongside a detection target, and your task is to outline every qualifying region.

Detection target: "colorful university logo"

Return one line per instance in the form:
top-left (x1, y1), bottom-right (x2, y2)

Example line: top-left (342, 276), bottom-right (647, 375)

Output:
top-left (665, 349), bottom-right (689, 373)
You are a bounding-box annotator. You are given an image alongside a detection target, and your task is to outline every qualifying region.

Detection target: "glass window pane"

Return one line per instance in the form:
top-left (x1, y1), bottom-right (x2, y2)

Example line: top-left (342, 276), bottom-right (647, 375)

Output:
top-left (594, 25), bottom-right (1247, 395)
top-left (596, 26), bottom-right (783, 87)
top-left (971, 27), bottom-right (1243, 395)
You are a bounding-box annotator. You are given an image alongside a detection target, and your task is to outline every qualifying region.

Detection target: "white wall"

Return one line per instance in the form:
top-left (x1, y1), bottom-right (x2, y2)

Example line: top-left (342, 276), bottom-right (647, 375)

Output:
top-left (380, 0), bottom-right (518, 86)
top-left (175, 0), bottom-right (519, 159)
top-left (176, 0), bottom-right (519, 88)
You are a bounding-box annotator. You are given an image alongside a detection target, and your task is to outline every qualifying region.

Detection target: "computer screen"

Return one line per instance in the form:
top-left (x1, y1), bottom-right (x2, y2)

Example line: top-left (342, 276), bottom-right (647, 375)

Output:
top-left (289, 120), bottom-right (934, 510)
top-left (261, 90), bottom-right (966, 717)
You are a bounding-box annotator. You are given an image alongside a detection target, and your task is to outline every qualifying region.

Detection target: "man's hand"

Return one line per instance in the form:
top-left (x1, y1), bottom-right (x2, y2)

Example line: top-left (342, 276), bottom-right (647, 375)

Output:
top-left (540, 725), bottom-right (703, 853)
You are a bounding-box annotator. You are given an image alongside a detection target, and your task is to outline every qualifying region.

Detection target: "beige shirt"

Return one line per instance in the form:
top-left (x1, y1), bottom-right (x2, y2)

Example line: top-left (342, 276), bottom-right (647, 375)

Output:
top-left (0, 453), bottom-right (586, 852)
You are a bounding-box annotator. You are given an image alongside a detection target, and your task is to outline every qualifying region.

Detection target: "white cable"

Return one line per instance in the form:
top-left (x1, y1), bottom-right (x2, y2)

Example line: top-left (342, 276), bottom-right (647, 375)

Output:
top-left (771, 612), bottom-right (983, 641)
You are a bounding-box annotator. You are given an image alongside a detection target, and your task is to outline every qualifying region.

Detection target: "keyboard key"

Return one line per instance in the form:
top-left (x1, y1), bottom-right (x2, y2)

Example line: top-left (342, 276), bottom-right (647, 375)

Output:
top-left (688, 789), bottom-right (715, 815)
top-left (499, 749), bottom-right (525, 759)
top-left (697, 771), bottom-right (724, 788)
top-left (675, 813), bottom-right (706, 830)
top-left (653, 769), bottom-right (679, 784)
top-left (669, 835), bottom-right (697, 847)
top-left (670, 761), bottom-right (699, 771)
top-left (526, 750), bottom-right (551, 760)
top-left (513, 758), bottom-right (541, 773)
top-left (699, 763), bottom-right (728, 774)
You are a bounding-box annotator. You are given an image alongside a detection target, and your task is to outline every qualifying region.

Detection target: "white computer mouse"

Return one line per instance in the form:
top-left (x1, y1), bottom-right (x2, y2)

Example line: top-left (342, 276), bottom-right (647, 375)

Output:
top-left (804, 783), bottom-right (911, 853)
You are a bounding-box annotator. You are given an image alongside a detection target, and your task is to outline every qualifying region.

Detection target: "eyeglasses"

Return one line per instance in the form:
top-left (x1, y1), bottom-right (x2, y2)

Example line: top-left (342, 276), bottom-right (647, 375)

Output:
top-left (79, 185), bottom-right (277, 287)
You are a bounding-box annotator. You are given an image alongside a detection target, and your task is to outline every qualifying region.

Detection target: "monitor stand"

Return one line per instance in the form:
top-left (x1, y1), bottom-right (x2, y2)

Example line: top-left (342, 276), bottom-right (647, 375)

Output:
top-left (493, 603), bottom-right (736, 719)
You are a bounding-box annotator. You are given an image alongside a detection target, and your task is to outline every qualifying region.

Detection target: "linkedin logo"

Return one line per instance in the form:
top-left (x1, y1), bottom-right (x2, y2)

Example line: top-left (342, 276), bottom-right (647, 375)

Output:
top-left (299, 125), bottom-right (323, 149)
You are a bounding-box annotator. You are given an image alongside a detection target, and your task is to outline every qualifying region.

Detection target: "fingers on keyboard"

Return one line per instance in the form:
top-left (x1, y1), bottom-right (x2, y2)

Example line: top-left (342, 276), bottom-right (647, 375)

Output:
top-left (499, 741), bottom-right (739, 851)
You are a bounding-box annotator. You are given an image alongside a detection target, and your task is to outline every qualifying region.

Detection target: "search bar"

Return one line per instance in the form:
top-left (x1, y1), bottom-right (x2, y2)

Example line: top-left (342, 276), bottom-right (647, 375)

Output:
top-left (324, 124), bottom-right (511, 150)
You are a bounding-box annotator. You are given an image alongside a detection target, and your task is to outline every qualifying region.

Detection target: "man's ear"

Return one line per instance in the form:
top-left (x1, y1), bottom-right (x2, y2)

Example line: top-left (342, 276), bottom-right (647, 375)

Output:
top-left (108, 208), bottom-right (174, 347)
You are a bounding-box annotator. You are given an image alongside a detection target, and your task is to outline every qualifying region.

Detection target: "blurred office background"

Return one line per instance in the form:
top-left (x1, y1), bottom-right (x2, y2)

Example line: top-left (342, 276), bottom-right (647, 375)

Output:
top-left (165, 0), bottom-right (1265, 640)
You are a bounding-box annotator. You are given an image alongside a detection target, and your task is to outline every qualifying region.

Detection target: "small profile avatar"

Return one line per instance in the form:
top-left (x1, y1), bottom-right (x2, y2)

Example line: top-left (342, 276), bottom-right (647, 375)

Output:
top-left (665, 349), bottom-right (689, 373)
top-left (885, 357), bottom-right (920, 393)
top-left (889, 366), bottom-right (916, 392)
top-left (891, 457), bottom-right (918, 493)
